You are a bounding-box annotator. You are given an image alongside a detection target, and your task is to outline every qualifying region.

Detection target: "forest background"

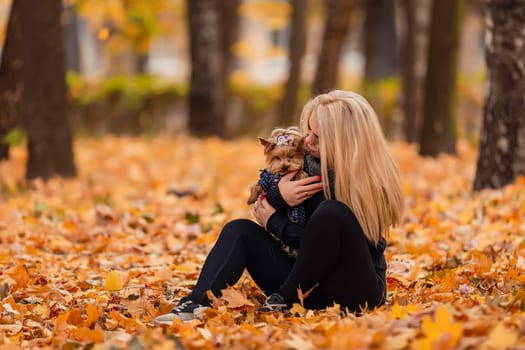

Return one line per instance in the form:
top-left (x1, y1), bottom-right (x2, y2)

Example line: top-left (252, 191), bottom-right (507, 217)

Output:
top-left (1, 0), bottom-right (525, 349)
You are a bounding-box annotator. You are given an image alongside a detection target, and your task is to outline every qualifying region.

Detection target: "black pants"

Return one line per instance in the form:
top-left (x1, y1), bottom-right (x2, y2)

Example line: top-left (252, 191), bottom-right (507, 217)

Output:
top-left (189, 200), bottom-right (384, 311)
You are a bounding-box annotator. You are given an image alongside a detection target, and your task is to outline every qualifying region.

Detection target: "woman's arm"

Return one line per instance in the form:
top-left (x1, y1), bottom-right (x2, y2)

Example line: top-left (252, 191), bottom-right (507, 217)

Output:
top-left (266, 172), bottom-right (323, 209)
top-left (255, 193), bottom-right (325, 248)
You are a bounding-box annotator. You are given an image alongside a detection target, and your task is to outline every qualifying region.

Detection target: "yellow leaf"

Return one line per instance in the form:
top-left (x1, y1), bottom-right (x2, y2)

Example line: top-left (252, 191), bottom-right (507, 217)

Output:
top-left (104, 270), bottom-right (124, 291)
top-left (98, 27), bottom-right (110, 41)
top-left (485, 323), bottom-right (517, 349)
top-left (413, 305), bottom-right (462, 350)
top-left (390, 303), bottom-right (406, 319)
top-left (390, 303), bottom-right (419, 319)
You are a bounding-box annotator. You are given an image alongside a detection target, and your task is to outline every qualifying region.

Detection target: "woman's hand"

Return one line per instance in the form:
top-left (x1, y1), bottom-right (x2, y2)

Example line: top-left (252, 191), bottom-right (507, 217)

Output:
top-left (278, 171), bottom-right (324, 206)
top-left (253, 196), bottom-right (276, 228)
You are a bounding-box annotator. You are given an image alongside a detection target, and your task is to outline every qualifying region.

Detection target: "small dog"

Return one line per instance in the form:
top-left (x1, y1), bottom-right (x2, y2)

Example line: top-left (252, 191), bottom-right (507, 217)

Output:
top-left (248, 126), bottom-right (308, 214)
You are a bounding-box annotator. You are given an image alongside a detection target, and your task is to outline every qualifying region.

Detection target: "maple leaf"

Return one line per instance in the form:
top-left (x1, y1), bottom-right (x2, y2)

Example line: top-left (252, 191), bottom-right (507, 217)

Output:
top-left (412, 305), bottom-right (462, 350)
top-left (484, 322), bottom-right (518, 348)
top-left (390, 303), bottom-right (419, 319)
top-left (73, 324), bottom-right (105, 343)
top-left (220, 288), bottom-right (254, 309)
top-left (290, 303), bottom-right (307, 317)
top-left (6, 263), bottom-right (29, 288)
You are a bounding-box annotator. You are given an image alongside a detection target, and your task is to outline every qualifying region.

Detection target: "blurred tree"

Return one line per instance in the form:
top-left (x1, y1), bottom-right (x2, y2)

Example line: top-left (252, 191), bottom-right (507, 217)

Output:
top-left (311, 0), bottom-right (355, 96)
top-left (219, 0), bottom-right (240, 79)
top-left (187, 0), bottom-right (225, 137)
top-left (0, 0), bottom-right (77, 179)
top-left (474, 0), bottom-right (525, 190)
top-left (277, 0), bottom-right (306, 126)
top-left (401, 0), bottom-right (431, 143)
top-left (363, 0), bottom-right (397, 83)
top-left (0, 0), bottom-right (20, 160)
top-left (76, 0), bottom-right (180, 75)
top-left (363, 0), bottom-right (397, 135)
top-left (400, 0), bottom-right (418, 142)
top-left (64, 0), bottom-right (81, 72)
top-left (419, 0), bottom-right (464, 156)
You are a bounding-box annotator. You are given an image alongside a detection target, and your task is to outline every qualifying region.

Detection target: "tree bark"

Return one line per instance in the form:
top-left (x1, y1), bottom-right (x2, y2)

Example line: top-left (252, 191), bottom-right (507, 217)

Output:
top-left (311, 0), bottom-right (354, 96)
top-left (278, 0), bottom-right (307, 127)
top-left (400, 0), bottom-right (418, 142)
top-left (187, 0), bottom-right (226, 137)
top-left (0, 1), bottom-right (22, 160)
top-left (419, 0), bottom-right (464, 156)
top-left (219, 0), bottom-right (240, 79)
top-left (473, 0), bottom-right (525, 190)
top-left (13, 0), bottom-right (77, 179)
top-left (63, 2), bottom-right (81, 73)
top-left (363, 0), bottom-right (397, 82)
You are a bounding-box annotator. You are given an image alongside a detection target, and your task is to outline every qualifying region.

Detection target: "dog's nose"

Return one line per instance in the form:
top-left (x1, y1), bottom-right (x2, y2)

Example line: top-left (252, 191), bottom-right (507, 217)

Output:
top-left (282, 165), bottom-right (288, 171)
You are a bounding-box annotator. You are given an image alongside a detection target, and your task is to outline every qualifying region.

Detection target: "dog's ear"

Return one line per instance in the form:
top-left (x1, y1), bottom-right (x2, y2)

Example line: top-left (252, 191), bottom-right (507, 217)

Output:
top-left (294, 136), bottom-right (305, 150)
top-left (259, 137), bottom-right (275, 153)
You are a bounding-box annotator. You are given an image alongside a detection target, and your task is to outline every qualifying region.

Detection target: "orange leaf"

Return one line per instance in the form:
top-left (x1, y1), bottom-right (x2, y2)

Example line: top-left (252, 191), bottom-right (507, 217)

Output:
top-left (6, 263), bottom-right (29, 288)
top-left (485, 323), bottom-right (517, 348)
top-left (84, 304), bottom-right (101, 327)
top-left (220, 288), bottom-right (254, 309)
top-left (73, 324), bottom-right (105, 343)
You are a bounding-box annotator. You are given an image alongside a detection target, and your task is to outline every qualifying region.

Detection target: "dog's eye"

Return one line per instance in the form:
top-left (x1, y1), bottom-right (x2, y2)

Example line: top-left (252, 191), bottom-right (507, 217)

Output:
top-left (274, 156), bottom-right (281, 161)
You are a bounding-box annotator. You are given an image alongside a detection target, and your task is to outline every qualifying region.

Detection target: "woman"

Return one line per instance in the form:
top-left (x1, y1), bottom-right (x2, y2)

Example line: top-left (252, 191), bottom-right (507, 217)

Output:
top-left (155, 90), bottom-right (404, 324)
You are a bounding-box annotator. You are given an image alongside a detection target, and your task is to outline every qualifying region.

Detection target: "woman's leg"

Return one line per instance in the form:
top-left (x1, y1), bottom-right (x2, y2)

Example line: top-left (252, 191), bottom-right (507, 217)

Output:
top-left (190, 219), bottom-right (295, 305)
top-left (277, 200), bottom-right (383, 312)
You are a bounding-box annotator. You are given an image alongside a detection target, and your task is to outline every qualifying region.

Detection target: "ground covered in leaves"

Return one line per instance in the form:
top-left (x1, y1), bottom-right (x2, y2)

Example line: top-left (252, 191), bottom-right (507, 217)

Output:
top-left (0, 137), bottom-right (524, 349)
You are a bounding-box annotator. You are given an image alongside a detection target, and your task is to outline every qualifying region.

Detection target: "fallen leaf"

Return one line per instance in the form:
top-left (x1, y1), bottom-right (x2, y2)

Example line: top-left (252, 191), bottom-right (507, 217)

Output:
top-left (104, 270), bottom-right (124, 291)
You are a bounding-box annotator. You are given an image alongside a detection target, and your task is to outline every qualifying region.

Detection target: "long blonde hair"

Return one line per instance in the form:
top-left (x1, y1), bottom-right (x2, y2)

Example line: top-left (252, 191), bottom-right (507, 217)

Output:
top-left (300, 90), bottom-right (404, 244)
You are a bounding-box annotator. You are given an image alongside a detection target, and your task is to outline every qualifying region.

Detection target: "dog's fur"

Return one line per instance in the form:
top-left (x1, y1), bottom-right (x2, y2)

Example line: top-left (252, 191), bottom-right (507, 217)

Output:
top-left (248, 127), bottom-right (308, 204)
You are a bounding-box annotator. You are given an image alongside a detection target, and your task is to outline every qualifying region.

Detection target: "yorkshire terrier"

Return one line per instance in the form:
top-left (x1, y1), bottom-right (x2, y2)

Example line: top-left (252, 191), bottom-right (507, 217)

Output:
top-left (248, 127), bottom-right (308, 223)
top-left (248, 127), bottom-right (309, 255)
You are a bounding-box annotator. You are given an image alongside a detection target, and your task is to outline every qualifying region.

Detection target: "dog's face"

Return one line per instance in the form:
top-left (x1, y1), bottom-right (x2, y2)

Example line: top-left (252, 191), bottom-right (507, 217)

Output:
top-left (259, 130), bottom-right (305, 176)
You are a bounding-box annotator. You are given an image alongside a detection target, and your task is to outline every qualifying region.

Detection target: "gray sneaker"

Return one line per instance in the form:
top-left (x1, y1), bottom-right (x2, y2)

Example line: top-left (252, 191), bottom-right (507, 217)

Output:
top-left (259, 293), bottom-right (288, 312)
top-left (154, 297), bottom-right (209, 324)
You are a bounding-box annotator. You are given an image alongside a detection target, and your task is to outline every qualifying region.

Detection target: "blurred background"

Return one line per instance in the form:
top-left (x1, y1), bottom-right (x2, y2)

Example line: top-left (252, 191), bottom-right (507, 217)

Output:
top-left (0, 0), bottom-right (485, 138)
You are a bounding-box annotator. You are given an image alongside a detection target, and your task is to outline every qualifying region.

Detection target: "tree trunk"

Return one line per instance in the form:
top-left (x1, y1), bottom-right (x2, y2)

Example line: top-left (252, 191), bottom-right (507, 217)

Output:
top-left (419, 0), bottom-right (464, 156)
top-left (135, 52), bottom-right (149, 74)
top-left (473, 0), bottom-right (525, 190)
top-left (63, 2), bottom-right (81, 73)
top-left (187, 0), bottom-right (225, 137)
top-left (14, 0), bottom-right (77, 179)
top-left (219, 0), bottom-right (240, 79)
top-left (400, 0), bottom-right (418, 142)
top-left (0, 1), bottom-right (22, 160)
top-left (311, 0), bottom-right (354, 96)
top-left (277, 0), bottom-right (307, 127)
top-left (363, 0), bottom-right (397, 82)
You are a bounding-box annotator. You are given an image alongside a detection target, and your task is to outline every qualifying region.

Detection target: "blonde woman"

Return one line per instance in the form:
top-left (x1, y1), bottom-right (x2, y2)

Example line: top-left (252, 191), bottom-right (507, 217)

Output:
top-left (155, 90), bottom-right (404, 324)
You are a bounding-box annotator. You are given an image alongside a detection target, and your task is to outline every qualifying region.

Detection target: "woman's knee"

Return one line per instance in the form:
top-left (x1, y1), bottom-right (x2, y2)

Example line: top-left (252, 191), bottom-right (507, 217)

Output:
top-left (220, 219), bottom-right (259, 240)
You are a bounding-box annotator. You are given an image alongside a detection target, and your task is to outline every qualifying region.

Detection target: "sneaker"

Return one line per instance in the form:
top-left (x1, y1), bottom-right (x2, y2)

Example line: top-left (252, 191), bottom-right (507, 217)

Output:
top-left (259, 293), bottom-right (288, 312)
top-left (154, 297), bottom-right (209, 324)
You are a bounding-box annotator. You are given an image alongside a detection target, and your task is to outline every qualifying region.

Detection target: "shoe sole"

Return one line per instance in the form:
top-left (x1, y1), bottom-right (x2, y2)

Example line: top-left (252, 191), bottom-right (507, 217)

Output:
top-left (154, 312), bottom-right (195, 325)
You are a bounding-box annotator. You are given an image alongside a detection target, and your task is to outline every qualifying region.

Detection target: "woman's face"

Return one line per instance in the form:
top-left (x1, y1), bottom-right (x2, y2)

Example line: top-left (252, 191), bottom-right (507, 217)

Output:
top-left (306, 115), bottom-right (320, 158)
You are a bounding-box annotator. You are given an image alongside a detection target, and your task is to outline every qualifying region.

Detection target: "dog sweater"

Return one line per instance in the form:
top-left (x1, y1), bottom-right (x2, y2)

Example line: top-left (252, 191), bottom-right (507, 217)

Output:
top-left (258, 169), bottom-right (306, 226)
